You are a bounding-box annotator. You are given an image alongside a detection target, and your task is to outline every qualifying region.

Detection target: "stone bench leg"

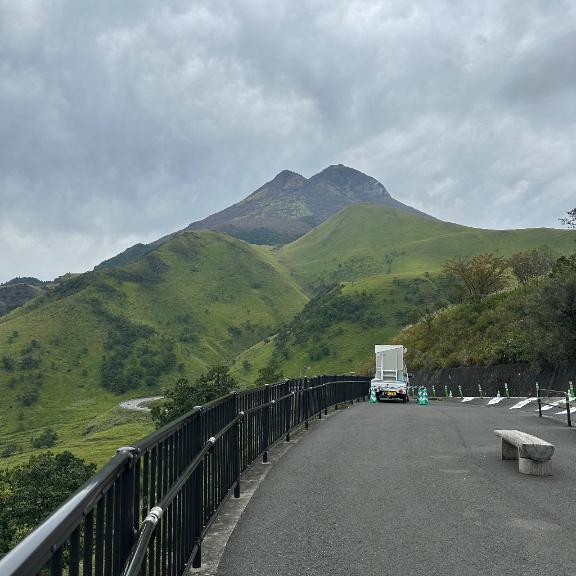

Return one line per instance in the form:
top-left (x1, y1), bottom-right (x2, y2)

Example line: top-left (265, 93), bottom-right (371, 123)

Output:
top-left (519, 457), bottom-right (552, 476)
top-left (501, 439), bottom-right (517, 460)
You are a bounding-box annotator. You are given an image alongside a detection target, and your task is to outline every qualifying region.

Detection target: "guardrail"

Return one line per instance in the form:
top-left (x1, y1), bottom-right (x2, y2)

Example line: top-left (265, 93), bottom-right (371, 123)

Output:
top-left (537, 388), bottom-right (573, 427)
top-left (0, 375), bottom-right (370, 576)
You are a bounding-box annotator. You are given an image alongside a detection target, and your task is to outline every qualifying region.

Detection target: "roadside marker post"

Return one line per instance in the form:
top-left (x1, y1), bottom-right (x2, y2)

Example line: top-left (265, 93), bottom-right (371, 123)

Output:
top-left (504, 383), bottom-right (509, 398)
top-left (458, 385), bottom-right (463, 399)
top-left (478, 384), bottom-right (483, 399)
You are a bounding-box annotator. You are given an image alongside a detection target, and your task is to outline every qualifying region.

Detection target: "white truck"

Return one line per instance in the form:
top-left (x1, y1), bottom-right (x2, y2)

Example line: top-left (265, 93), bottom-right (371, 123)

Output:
top-left (370, 345), bottom-right (410, 403)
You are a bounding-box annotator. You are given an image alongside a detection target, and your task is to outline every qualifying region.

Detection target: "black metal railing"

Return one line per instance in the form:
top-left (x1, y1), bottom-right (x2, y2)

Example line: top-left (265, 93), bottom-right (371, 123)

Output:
top-left (537, 388), bottom-right (573, 427)
top-left (0, 375), bottom-right (369, 576)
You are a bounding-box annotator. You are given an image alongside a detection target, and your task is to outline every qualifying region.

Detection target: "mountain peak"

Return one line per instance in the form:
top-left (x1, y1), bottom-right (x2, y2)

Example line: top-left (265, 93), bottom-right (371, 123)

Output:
top-left (266, 169), bottom-right (307, 191)
top-left (311, 164), bottom-right (392, 201)
top-left (99, 165), bottom-right (435, 268)
top-left (273, 169), bottom-right (306, 181)
top-left (183, 164), bottom-right (433, 245)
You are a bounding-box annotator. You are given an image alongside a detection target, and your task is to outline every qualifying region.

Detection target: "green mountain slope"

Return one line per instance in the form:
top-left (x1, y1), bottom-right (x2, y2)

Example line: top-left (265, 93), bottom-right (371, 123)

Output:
top-left (396, 259), bottom-right (576, 370)
top-left (2, 202), bottom-right (574, 466)
top-left (233, 205), bottom-right (576, 382)
top-left (0, 231), bottom-right (307, 467)
top-left (277, 204), bottom-right (575, 289)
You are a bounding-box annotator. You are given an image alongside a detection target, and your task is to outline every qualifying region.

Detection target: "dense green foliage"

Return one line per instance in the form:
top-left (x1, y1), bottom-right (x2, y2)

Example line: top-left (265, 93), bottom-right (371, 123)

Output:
top-left (254, 364), bottom-right (284, 386)
top-left (509, 247), bottom-right (554, 284)
top-left (398, 255), bottom-right (576, 370)
top-left (31, 428), bottom-right (58, 449)
top-left (0, 452), bottom-right (95, 554)
top-left (151, 366), bottom-right (238, 427)
top-left (443, 253), bottom-right (510, 304)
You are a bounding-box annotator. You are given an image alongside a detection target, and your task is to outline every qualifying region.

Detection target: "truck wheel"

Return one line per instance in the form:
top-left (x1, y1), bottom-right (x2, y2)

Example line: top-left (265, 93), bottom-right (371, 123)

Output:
top-left (402, 396), bottom-right (407, 404)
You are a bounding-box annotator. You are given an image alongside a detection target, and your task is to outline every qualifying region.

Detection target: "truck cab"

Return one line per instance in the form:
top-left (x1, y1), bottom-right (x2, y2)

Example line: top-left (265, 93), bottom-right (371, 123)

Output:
top-left (370, 345), bottom-right (409, 403)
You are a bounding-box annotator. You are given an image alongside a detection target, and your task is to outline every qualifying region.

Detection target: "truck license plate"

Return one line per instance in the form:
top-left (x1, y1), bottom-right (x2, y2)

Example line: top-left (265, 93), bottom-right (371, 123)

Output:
top-left (387, 391), bottom-right (396, 397)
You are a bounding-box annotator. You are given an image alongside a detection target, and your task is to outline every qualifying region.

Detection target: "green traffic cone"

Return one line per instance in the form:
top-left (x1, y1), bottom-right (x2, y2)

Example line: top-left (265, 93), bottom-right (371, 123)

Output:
top-left (369, 388), bottom-right (377, 403)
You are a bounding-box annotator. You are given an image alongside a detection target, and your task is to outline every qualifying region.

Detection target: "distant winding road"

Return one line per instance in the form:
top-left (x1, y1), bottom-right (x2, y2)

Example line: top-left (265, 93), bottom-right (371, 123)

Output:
top-left (119, 396), bottom-right (163, 412)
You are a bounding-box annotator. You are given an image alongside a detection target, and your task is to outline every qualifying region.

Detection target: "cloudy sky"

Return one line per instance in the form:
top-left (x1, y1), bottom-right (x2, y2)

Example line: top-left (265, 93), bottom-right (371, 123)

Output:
top-left (1, 0), bottom-right (575, 282)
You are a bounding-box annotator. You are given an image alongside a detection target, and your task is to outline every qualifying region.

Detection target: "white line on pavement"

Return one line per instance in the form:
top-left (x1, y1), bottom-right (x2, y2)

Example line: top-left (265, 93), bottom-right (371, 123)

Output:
top-left (555, 407), bottom-right (576, 415)
top-left (510, 397), bottom-right (538, 409)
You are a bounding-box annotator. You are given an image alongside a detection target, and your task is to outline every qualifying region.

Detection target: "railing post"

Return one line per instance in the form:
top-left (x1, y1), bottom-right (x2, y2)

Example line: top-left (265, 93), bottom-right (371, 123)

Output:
top-left (538, 397), bottom-right (542, 417)
top-left (286, 392), bottom-right (294, 442)
top-left (234, 409), bottom-right (244, 498)
top-left (324, 383), bottom-right (328, 415)
top-left (263, 385), bottom-right (270, 463)
top-left (566, 394), bottom-right (572, 428)
top-left (304, 379), bottom-right (309, 429)
top-left (192, 407), bottom-right (203, 569)
top-left (116, 446), bottom-right (141, 573)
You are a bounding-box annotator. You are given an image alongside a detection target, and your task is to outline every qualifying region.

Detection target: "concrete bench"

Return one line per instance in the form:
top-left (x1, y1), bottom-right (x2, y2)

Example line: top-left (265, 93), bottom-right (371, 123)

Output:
top-left (494, 430), bottom-right (554, 476)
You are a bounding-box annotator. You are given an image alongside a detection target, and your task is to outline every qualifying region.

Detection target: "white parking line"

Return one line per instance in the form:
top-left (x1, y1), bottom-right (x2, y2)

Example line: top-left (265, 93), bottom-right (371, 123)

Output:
top-left (510, 397), bottom-right (538, 409)
top-left (461, 397), bottom-right (475, 402)
top-left (555, 407), bottom-right (576, 415)
top-left (538, 400), bottom-right (564, 412)
top-left (488, 396), bottom-right (504, 405)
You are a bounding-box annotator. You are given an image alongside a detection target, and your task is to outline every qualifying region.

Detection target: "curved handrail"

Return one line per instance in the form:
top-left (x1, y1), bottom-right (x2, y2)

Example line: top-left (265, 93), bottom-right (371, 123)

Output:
top-left (0, 375), bottom-right (370, 576)
top-left (122, 413), bottom-right (244, 576)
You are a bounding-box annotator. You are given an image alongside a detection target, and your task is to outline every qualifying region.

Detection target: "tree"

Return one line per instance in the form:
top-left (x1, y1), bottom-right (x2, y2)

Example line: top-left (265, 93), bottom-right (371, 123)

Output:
top-left (509, 247), bottom-right (555, 284)
top-left (559, 208), bottom-right (576, 228)
top-left (255, 363), bottom-right (284, 386)
top-left (443, 253), bottom-right (510, 304)
top-left (526, 267), bottom-right (576, 364)
top-left (151, 366), bottom-right (237, 427)
top-left (0, 452), bottom-right (96, 554)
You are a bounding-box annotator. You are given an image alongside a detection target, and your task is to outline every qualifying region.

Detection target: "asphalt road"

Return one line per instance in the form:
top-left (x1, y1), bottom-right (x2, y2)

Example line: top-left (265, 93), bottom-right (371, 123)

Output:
top-left (217, 400), bottom-right (576, 576)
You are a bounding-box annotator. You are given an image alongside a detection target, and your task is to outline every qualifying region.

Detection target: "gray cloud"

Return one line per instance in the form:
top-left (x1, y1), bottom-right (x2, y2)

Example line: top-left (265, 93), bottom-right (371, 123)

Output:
top-left (1, 0), bottom-right (575, 281)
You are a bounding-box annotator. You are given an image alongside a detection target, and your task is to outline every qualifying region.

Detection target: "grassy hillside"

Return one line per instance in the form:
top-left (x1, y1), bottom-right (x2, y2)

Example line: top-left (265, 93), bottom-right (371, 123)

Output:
top-left (0, 231), bottom-right (307, 467)
top-left (231, 273), bottom-right (452, 383)
top-left (277, 204), bottom-right (575, 289)
top-left (1, 204), bottom-right (574, 467)
top-left (234, 205), bottom-right (576, 382)
top-left (396, 259), bottom-right (576, 370)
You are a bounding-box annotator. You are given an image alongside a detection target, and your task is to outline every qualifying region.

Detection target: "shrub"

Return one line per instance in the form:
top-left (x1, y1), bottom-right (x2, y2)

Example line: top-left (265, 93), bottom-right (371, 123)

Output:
top-left (17, 389), bottom-right (39, 407)
top-left (1, 356), bottom-right (14, 371)
top-left (0, 443), bottom-right (18, 459)
top-left (151, 367), bottom-right (237, 427)
top-left (31, 428), bottom-right (58, 449)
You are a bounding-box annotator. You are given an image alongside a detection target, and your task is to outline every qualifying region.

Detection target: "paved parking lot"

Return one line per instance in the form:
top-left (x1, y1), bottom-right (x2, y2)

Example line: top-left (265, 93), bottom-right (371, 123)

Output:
top-left (217, 400), bottom-right (576, 576)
